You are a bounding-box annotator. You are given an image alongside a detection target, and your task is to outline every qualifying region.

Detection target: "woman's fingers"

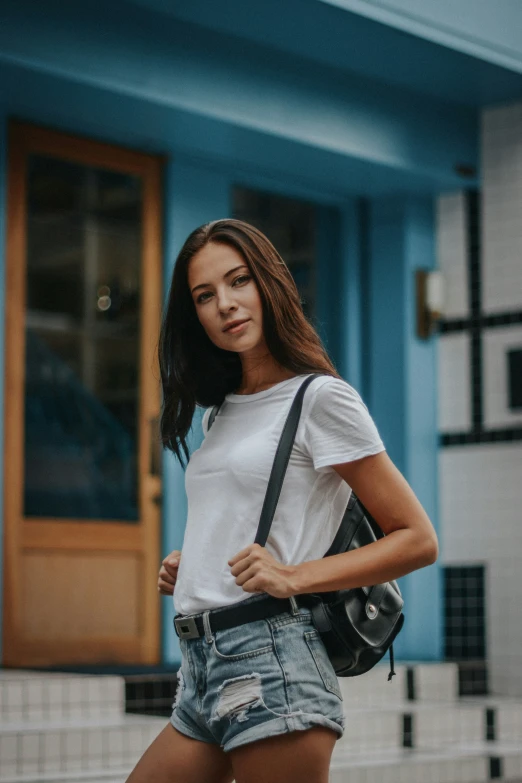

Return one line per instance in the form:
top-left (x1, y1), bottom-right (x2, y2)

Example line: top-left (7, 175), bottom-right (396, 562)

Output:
top-left (158, 551), bottom-right (181, 595)
top-left (159, 564), bottom-right (177, 584)
top-left (162, 562), bottom-right (179, 580)
top-left (158, 580), bottom-right (174, 595)
top-left (162, 551), bottom-right (181, 566)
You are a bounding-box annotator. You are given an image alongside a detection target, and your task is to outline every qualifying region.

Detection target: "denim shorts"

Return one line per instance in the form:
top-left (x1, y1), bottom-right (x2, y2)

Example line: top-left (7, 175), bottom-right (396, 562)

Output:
top-left (170, 593), bottom-right (345, 753)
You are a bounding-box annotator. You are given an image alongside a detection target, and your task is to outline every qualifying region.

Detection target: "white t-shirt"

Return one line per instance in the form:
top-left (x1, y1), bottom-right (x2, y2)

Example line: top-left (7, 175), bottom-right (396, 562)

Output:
top-left (173, 373), bottom-right (385, 616)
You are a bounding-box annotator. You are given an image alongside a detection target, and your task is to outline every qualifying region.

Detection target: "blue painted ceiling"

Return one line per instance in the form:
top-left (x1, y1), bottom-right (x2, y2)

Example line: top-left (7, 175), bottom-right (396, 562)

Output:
top-left (127, 0), bottom-right (522, 107)
top-left (0, 0), bottom-right (479, 196)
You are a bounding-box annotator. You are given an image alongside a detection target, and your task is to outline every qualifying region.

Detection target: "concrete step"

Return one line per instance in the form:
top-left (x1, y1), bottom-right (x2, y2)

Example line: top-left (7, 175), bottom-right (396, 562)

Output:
top-left (0, 672), bottom-right (125, 723)
top-left (331, 741), bottom-right (522, 783)
top-left (0, 714), bottom-right (166, 780)
top-left (3, 749), bottom-right (522, 783)
top-left (0, 770), bottom-right (130, 783)
top-left (3, 696), bottom-right (521, 778)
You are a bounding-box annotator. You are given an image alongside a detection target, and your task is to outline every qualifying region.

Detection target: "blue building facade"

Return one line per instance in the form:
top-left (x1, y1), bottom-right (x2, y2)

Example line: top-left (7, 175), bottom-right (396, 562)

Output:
top-left (1, 0), bottom-right (522, 670)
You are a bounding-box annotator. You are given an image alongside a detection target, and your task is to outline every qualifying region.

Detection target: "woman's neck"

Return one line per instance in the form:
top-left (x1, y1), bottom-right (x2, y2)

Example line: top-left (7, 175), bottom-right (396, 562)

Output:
top-left (234, 369), bottom-right (298, 395)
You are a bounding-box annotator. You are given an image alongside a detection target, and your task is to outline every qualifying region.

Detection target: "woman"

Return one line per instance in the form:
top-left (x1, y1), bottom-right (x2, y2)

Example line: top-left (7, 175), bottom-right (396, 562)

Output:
top-left (127, 219), bottom-right (438, 783)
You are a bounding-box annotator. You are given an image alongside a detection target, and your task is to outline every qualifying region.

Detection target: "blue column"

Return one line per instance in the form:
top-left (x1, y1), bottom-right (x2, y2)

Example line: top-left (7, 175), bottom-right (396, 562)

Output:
top-left (161, 159), bottom-right (229, 666)
top-left (316, 200), bottom-right (364, 390)
top-left (367, 196), bottom-right (442, 661)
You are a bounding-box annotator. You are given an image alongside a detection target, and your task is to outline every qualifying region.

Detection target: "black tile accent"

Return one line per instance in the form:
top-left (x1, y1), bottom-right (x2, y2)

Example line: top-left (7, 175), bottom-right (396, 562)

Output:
top-left (487, 311), bottom-right (522, 327)
top-left (444, 566), bottom-right (486, 661)
top-left (440, 311), bottom-right (522, 333)
top-left (458, 661), bottom-right (489, 696)
top-left (439, 318), bottom-right (470, 333)
top-left (402, 713), bottom-right (414, 748)
top-left (406, 667), bottom-right (415, 701)
top-left (486, 708), bottom-right (496, 741)
top-left (489, 756), bottom-right (503, 779)
top-left (508, 349), bottom-right (522, 410)
top-left (125, 674), bottom-right (178, 717)
top-left (441, 428), bottom-right (522, 446)
top-left (466, 190), bottom-right (483, 432)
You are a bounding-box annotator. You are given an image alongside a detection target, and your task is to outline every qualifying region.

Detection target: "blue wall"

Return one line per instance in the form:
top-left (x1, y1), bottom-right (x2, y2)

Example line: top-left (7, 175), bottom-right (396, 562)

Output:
top-left (367, 196), bottom-right (442, 660)
top-left (0, 0), bottom-right (471, 666)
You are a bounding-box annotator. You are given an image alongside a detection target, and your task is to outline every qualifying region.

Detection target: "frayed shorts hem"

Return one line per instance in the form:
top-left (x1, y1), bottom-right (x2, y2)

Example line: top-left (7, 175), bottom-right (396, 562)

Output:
top-left (170, 708), bottom-right (344, 753)
top-left (222, 712), bottom-right (344, 753)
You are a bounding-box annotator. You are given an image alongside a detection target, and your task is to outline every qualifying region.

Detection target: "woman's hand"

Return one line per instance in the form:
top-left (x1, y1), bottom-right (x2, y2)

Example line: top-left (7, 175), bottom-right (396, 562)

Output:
top-left (158, 550), bottom-right (181, 595)
top-left (228, 544), bottom-right (298, 599)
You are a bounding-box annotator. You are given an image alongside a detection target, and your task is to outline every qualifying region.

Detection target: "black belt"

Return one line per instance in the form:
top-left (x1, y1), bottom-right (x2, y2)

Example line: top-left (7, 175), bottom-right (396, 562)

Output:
top-left (173, 593), bottom-right (316, 640)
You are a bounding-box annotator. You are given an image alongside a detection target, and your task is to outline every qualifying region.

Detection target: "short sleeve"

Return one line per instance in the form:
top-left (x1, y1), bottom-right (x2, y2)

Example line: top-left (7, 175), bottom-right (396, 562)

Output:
top-left (301, 378), bottom-right (385, 472)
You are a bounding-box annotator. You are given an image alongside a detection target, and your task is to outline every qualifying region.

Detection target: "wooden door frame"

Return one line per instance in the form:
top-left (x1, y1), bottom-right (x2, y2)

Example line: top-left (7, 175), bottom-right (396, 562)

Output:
top-left (3, 120), bottom-right (164, 666)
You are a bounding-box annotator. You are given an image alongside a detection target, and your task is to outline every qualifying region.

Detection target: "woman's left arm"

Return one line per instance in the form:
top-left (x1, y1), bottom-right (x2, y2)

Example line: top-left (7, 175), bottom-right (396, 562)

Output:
top-left (292, 450), bottom-right (439, 595)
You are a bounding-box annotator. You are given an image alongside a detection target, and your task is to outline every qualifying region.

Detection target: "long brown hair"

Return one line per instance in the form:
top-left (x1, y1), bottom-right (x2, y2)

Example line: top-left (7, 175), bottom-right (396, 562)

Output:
top-left (159, 218), bottom-right (341, 467)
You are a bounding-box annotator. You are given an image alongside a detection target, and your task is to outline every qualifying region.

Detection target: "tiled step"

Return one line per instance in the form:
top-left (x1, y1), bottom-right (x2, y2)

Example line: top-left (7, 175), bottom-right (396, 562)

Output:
top-left (338, 661), bottom-right (459, 707)
top-left (0, 672), bottom-right (125, 723)
top-left (337, 701), bottom-right (483, 753)
top-left (331, 742), bottom-right (522, 783)
top-left (0, 714), bottom-right (166, 780)
top-left (335, 697), bottom-right (522, 753)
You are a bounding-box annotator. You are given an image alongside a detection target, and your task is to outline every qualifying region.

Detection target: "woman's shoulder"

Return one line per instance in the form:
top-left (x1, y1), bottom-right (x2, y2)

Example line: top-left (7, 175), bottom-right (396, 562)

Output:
top-left (306, 374), bottom-right (366, 410)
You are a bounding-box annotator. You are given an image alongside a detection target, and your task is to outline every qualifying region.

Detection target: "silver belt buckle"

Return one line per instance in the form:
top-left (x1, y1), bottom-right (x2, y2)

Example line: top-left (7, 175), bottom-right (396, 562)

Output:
top-left (175, 615), bottom-right (200, 640)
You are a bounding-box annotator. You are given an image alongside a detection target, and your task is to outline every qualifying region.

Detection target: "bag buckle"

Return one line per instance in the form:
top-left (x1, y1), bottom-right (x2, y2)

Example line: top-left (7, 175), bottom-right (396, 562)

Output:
top-left (174, 616), bottom-right (200, 640)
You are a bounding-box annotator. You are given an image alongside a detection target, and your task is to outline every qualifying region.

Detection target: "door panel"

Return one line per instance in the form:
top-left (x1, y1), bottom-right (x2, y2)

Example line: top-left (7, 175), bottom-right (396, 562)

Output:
top-left (3, 122), bottom-right (163, 666)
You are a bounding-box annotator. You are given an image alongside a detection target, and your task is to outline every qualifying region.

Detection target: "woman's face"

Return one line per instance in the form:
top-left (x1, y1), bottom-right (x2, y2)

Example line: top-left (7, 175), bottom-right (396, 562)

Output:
top-left (188, 242), bottom-right (265, 353)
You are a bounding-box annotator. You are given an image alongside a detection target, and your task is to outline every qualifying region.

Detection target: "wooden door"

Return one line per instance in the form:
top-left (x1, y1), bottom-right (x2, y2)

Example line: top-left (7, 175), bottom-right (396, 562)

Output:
top-left (3, 121), bottom-right (163, 666)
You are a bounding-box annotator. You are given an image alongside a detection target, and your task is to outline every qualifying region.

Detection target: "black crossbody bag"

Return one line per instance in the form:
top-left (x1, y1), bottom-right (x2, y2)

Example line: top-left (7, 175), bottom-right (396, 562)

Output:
top-left (207, 373), bottom-right (405, 680)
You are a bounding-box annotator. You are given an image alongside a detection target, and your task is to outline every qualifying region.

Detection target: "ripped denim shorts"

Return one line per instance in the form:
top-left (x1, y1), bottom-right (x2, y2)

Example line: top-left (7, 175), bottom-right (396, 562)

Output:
top-left (170, 592), bottom-right (345, 753)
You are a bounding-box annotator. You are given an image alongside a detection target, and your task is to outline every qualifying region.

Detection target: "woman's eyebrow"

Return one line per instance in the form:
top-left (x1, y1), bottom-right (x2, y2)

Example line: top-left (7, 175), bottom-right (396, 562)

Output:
top-left (191, 265), bottom-right (249, 294)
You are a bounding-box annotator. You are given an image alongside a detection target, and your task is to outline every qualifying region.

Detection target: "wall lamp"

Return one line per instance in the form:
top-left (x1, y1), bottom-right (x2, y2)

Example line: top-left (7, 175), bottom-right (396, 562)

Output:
top-left (416, 270), bottom-right (444, 339)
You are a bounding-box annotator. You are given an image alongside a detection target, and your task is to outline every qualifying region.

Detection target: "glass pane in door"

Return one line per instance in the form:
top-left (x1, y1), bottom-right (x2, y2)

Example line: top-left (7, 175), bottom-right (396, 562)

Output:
top-left (24, 155), bottom-right (142, 521)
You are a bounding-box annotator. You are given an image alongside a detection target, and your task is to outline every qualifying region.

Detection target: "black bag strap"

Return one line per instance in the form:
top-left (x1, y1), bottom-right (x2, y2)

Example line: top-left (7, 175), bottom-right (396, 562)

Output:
top-left (207, 403), bottom-right (220, 431)
top-left (254, 374), bottom-right (321, 546)
top-left (207, 374), bottom-right (323, 546)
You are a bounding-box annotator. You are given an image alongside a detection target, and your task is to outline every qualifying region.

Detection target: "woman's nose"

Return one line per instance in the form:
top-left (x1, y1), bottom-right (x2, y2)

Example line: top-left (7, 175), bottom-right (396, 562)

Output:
top-left (217, 291), bottom-right (237, 312)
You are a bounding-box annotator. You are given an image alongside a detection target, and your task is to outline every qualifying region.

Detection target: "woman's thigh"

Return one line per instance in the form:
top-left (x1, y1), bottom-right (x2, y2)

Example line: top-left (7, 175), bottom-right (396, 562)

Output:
top-left (125, 722), bottom-right (235, 783)
top-left (229, 725), bottom-right (337, 783)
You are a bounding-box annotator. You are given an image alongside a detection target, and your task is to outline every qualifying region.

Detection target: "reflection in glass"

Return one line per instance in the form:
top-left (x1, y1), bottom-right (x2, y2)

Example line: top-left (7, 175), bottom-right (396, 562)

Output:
top-left (24, 156), bottom-right (142, 520)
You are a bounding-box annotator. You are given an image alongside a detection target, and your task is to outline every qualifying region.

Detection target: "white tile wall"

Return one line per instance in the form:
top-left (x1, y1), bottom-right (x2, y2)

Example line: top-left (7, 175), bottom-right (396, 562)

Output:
top-left (438, 332), bottom-right (471, 431)
top-left (436, 101), bottom-right (522, 698)
top-left (482, 104), bottom-right (522, 314)
top-left (439, 444), bottom-right (522, 696)
top-left (483, 325), bottom-right (522, 428)
top-left (436, 192), bottom-right (469, 318)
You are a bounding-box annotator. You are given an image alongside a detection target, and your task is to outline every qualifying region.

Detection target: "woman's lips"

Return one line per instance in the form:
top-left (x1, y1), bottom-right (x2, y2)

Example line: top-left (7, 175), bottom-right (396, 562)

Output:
top-left (224, 320), bottom-right (250, 334)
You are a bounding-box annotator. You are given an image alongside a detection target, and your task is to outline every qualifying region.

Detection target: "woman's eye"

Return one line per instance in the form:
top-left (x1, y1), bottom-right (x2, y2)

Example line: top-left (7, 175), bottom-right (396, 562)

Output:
top-left (196, 275), bottom-right (250, 304)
